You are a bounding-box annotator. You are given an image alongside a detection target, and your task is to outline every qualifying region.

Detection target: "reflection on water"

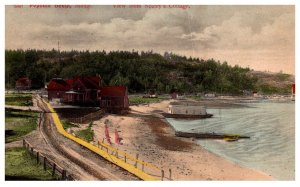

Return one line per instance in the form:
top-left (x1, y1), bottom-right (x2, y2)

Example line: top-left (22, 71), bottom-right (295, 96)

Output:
top-left (166, 101), bottom-right (295, 180)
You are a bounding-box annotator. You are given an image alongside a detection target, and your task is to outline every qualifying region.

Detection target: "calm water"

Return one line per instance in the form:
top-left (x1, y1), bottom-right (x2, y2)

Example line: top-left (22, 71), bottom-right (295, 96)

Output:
top-left (166, 101), bottom-right (295, 180)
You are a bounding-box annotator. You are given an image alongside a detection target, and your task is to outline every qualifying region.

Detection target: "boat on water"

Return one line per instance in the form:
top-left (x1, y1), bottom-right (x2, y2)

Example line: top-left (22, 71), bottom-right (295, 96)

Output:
top-left (223, 137), bottom-right (239, 142)
top-left (162, 113), bottom-right (213, 119)
top-left (175, 131), bottom-right (250, 140)
top-left (163, 103), bottom-right (213, 119)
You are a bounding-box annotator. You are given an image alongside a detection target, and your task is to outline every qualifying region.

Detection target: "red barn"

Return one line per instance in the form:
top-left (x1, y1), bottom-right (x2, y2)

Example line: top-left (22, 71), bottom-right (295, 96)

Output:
top-left (63, 76), bottom-right (101, 105)
top-left (15, 77), bottom-right (31, 90)
top-left (47, 78), bottom-right (71, 101)
top-left (99, 86), bottom-right (129, 113)
top-left (47, 76), bottom-right (102, 105)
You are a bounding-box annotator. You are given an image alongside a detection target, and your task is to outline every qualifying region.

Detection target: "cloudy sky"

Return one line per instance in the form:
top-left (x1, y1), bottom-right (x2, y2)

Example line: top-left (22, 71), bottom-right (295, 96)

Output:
top-left (5, 5), bottom-right (295, 74)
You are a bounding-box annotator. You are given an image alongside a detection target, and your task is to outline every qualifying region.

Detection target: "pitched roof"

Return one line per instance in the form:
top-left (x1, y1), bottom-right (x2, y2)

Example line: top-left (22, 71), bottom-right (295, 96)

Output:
top-left (100, 86), bottom-right (127, 97)
top-left (47, 76), bottom-right (101, 91)
top-left (69, 76), bottom-right (101, 90)
top-left (16, 77), bottom-right (31, 85)
top-left (47, 78), bottom-right (71, 91)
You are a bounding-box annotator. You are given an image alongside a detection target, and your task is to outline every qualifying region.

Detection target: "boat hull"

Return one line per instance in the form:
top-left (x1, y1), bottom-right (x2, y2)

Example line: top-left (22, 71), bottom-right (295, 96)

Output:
top-left (162, 113), bottom-right (213, 119)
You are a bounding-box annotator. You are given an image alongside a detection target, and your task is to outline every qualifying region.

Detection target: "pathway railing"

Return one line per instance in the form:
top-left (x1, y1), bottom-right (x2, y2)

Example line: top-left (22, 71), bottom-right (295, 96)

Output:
top-left (23, 139), bottom-right (74, 181)
top-left (41, 99), bottom-right (169, 180)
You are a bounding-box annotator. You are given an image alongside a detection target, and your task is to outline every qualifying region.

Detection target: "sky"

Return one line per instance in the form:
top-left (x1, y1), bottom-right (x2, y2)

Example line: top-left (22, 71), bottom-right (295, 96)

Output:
top-left (5, 5), bottom-right (295, 74)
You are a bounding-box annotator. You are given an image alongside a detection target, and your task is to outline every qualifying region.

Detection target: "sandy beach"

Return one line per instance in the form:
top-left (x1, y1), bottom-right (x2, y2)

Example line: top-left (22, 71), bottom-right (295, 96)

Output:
top-left (86, 99), bottom-right (273, 180)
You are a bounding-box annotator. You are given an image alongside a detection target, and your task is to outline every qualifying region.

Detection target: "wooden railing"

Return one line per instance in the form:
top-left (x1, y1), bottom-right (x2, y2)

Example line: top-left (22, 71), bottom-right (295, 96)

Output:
top-left (67, 109), bottom-right (105, 123)
top-left (22, 139), bottom-right (74, 181)
top-left (45, 101), bottom-right (166, 181)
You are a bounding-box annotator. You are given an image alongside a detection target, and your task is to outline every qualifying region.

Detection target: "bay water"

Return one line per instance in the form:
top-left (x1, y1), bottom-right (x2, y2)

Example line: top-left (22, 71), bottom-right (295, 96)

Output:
top-left (166, 101), bottom-right (295, 180)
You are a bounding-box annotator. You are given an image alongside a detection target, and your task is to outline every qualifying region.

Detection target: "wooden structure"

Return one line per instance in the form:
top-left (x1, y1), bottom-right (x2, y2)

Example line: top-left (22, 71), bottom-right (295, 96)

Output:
top-left (168, 105), bottom-right (207, 115)
top-left (47, 76), bottom-right (101, 105)
top-left (47, 78), bottom-right (70, 101)
top-left (170, 92), bottom-right (178, 99)
top-left (15, 77), bottom-right (31, 90)
top-left (67, 109), bottom-right (105, 123)
top-left (63, 76), bottom-right (101, 105)
top-left (99, 86), bottom-right (129, 113)
top-left (175, 131), bottom-right (250, 140)
top-left (162, 102), bottom-right (213, 119)
top-left (23, 139), bottom-right (74, 180)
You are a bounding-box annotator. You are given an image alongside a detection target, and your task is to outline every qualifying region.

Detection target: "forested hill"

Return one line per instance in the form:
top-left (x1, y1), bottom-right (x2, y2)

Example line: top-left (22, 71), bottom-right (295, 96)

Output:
top-left (5, 49), bottom-right (294, 95)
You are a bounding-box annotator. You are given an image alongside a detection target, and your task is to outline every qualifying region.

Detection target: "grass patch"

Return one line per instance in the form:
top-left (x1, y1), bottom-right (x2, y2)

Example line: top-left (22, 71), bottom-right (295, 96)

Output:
top-left (188, 95), bottom-right (202, 101)
top-left (75, 122), bottom-right (94, 142)
top-left (129, 95), bottom-right (166, 105)
top-left (256, 84), bottom-right (291, 94)
top-left (277, 73), bottom-right (291, 81)
top-left (61, 120), bottom-right (79, 130)
top-left (5, 93), bottom-right (33, 106)
top-left (5, 110), bottom-right (38, 143)
top-left (5, 147), bottom-right (59, 180)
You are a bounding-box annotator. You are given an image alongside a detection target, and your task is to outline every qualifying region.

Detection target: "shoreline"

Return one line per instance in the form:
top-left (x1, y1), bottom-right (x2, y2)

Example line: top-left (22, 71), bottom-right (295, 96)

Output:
top-left (88, 99), bottom-right (273, 180)
top-left (162, 118), bottom-right (274, 180)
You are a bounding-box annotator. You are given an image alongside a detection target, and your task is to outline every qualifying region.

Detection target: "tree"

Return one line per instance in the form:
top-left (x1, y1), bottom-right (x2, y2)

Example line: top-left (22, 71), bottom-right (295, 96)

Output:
top-left (109, 73), bottom-right (130, 87)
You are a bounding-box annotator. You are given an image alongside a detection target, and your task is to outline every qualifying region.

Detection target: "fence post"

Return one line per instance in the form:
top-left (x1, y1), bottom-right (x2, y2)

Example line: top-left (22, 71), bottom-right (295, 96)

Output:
top-left (169, 168), bottom-right (172, 180)
top-left (124, 154), bottom-right (127, 163)
top-left (161, 169), bottom-right (164, 181)
top-left (142, 161), bottom-right (144, 171)
top-left (23, 139), bottom-right (25, 147)
top-left (62, 170), bottom-right (66, 180)
top-left (30, 147), bottom-right (33, 154)
top-left (116, 149), bottom-right (118, 158)
top-left (37, 152), bottom-right (39, 164)
top-left (135, 154), bottom-right (139, 168)
top-left (43, 157), bottom-right (47, 170)
top-left (52, 163), bottom-right (56, 177)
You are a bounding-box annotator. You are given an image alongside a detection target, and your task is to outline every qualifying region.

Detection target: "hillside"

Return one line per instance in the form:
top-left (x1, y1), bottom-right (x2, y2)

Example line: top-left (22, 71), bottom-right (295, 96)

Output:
top-left (5, 49), bottom-right (294, 95)
top-left (248, 71), bottom-right (294, 94)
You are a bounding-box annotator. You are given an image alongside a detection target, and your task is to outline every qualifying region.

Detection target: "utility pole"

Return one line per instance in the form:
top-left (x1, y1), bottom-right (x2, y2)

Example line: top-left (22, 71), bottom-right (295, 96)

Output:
top-left (57, 41), bottom-right (61, 62)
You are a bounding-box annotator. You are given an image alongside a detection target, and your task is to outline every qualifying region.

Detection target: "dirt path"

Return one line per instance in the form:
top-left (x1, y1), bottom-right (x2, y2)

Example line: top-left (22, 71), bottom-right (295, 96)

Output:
top-left (5, 105), bottom-right (41, 112)
top-left (27, 96), bottom-right (139, 180)
top-left (5, 140), bottom-right (23, 148)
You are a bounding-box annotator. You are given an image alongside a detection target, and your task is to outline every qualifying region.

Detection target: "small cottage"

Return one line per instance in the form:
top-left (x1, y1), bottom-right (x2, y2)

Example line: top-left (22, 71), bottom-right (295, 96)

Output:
top-left (15, 77), bottom-right (31, 90)
top-left (99, 86), bottom-right (129, 113)
top-left (47, 78), bottom-right (71, 101)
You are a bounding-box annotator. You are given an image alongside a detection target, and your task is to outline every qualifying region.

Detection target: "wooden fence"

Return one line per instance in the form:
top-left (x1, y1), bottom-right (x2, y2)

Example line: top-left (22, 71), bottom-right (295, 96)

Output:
top-left (46, 101), bottom-right (166, 181)
top-left (22, 139), bottom-right (74, 181)
top-left (66, 109), bottom-right (105, 124)
top-left (97, 139), bottom-right (172, 181)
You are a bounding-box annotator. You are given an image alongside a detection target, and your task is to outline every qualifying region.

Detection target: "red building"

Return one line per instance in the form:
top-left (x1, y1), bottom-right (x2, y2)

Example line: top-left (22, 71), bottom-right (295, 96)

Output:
top-left (15, 77), bottom-right (32, 90)
top-left (63, 76), bottom-right (101, 105)
top-left (47, 78), bottom-right (71, 101)
top-left (99, 86), bottom-right (129, 113)
top-left (292, 83), bottom-right (295, 95)
top-left (47, 76), bottom-right (101, 105)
